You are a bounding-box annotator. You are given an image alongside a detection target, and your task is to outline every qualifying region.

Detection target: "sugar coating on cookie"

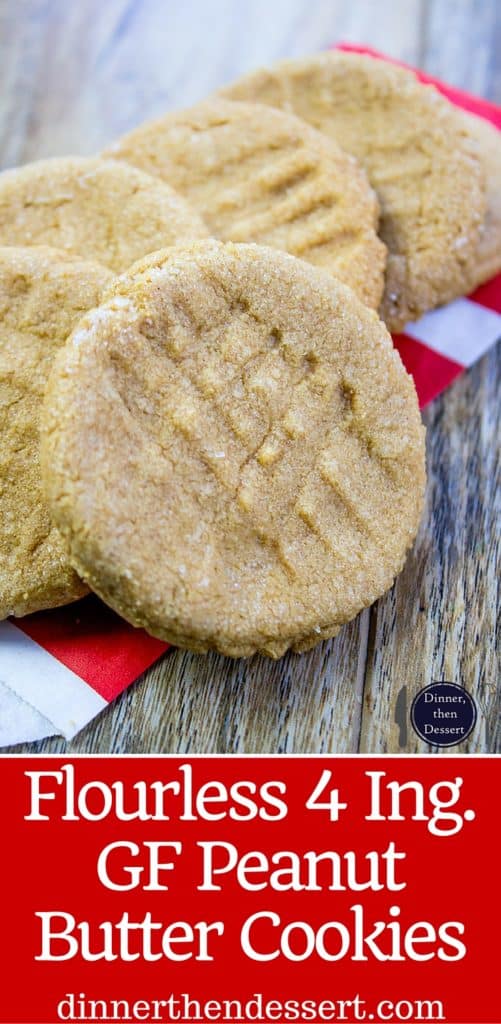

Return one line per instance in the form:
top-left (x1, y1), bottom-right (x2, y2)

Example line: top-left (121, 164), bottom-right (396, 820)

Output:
top-left (0, 246), bottom-right (113, 619)
top-left (0, 156), bottom-right (209, 272)
top-left (460, 113), bottom-right (501, 287)
top-left (106, 99), bottom-right (386, 309)
top-left (41, 241), bottom-right (426, 658)
top-left (219, 51), bottom-right (485, 331)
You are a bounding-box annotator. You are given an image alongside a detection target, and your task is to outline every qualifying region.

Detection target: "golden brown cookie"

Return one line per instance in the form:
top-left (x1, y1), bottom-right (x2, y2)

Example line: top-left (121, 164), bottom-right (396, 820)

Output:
top-left (0, 245), bottom-right (113, 619)
top-left (219, 51), bottom-right (485, 331)
top-left (0, 156), bottom-right (208, 272)
top-left (106, 99), bottom-right (386, 309)
top-left (461, 113), bottom-right (501, 287)
top-left (41, 241), bottom-right (425, 657)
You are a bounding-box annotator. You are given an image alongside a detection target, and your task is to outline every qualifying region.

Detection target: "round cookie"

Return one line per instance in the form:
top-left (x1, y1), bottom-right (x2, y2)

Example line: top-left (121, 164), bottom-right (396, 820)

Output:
top-left (106, 99), bottom-right (386, 309)
top-left (0, 245), bottom-right (113, 619)
top-left (0, 156), bottom-right (208, 272)
top-left (219, 51), bottom-right (485, 331)
top-left (41, 241), bottom-right (426, 658)
top-left (461, 113), bottom-right (501, 287)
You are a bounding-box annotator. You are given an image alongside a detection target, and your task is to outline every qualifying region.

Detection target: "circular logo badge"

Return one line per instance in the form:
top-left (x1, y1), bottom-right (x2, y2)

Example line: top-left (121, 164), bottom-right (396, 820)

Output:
top-left (410, 682), bottom-right (477, 747)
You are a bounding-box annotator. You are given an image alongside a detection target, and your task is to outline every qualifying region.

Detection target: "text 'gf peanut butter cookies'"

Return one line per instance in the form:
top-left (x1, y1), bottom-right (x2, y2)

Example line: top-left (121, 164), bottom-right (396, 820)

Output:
top-left (107, 99), bottom-right (386, 309)
top-left (42, 242), bottom-right (425, 657)
top-left (220, 52), bottom-right (485, 331)
top-left (0, 246), bottom-right (113, 619)
top-left (0, 156), bottom-right (208, 273)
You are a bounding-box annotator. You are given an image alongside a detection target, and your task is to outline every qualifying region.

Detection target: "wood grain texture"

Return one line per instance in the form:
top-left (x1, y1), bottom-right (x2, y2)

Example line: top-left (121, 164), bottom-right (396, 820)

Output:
top-left (0, 0), bottom-right (499, 755)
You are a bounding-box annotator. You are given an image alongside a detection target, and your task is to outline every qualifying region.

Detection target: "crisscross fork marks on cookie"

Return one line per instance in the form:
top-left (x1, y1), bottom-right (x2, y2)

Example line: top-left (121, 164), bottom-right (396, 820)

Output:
top-left (218, 53), bottom-right (485, 329)
top-left (108, 99), bottom-right (386, 309)
top-left (105, 294), bottom-right (383, 585)
top-left (198, 148), bottom-right (319, 215)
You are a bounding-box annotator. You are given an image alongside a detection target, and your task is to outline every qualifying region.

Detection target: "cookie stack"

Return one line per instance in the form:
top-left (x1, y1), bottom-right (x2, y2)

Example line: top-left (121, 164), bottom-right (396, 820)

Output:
top-left (1, 52), bottom-right (499, 658)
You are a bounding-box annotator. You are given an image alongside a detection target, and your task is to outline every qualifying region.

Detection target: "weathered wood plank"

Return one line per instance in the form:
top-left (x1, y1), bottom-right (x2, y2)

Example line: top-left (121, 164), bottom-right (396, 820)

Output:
top-left (71, 614), bottom-right (370, 755)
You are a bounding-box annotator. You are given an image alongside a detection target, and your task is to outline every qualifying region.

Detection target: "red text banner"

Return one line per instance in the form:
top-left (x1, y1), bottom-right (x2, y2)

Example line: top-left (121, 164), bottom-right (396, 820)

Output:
top-left (1, 756), bottom-right (497, 1024)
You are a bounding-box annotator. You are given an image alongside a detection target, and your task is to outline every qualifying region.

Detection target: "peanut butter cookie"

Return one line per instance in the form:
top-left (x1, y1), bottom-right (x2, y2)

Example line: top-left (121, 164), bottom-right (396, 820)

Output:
top-left (41, 241), bottom-right (425, 657)
top-left (0, 157), bottom-right (208, 272)
top-left (106, 99), bottom-right (386, 309)
top-left (219, 52), bottom-right (485, 331)
top-left (0, 246), bottom-right (112, 619)
top-left (461, 113), bottom-right (501, 287)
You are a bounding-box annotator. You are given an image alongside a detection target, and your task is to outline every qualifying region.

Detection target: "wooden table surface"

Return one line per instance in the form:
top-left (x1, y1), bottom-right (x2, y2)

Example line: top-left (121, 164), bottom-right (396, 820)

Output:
top-left (1, 0), bottom-right (499, 755)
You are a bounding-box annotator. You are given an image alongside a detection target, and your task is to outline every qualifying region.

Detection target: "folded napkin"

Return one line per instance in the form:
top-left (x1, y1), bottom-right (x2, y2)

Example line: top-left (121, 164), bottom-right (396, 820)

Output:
top-left (1, 46), bottom-right (500, 746)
